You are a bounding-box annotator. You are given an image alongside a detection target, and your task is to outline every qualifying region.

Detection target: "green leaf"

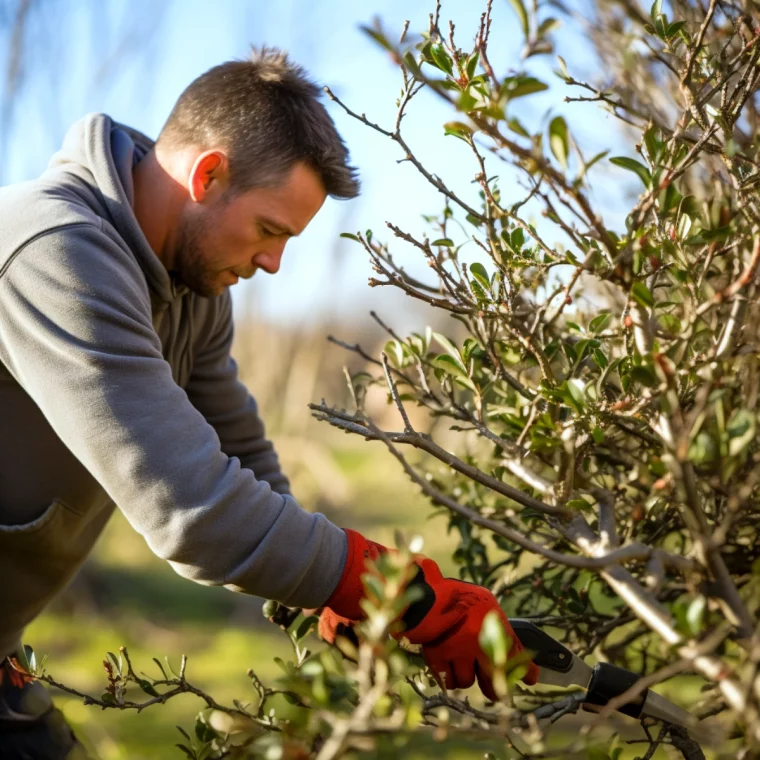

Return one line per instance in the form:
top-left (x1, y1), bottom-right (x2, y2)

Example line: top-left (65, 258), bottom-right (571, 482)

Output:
top-left (659, 183), bottom-right (682, 215)
top-left (431, 238), bottom-right (455, 247)
top-left (429, 44), bottom-right (454, 75)
top-left (462, 337), bottom-right (480, 363)
top-left (402, 50), bottom-right (423, 78)
top-left (574, 339), bottom-right (591, 362)
top-left (15, 645), bottom-right (35, 674)
top-left (295, 614), bottom-right (318, 642)
top-left (163, 657), bottom-right (180, 678)
top-left (432, 355), bottom-right (476, 391)
top-left (592, 427), bottom-right (605, 443)
top-left (643, 125), bottom-right (662, 164)
top-left (195, 715), bottom-right (218, 743)
top-left (361, 25), bottom-right (394, 52)
top-left (566, 380), bottom-right (586, 411)
top-left (384, 339), bottom-right (405, 367)
top-left (650, 0), bottom-right (663, 20)
top-left (470, 262), bottom-right (490, 290)
top-left (507, 0), bottom-right (530, 38)
top-left (537, 17), bottom-right (561, 37)
top-left (340, 232), bottom-right (360, 242)
top-left (556, 55), bottom-right (570, 81)
top-left (432, 354), bottom-right (467, 378)
top-left (587, 749), bottom-right (612, 760)
top-left (631, 281), bottom-right (655, 308)
top-left (727, 409), bottom-right (756, 456)
top-left (362, 573), bottom-right (385, 601)
top-left (478, 610), bottom-right (511, 667)
top-left (176, 726), bottom-right (192, 742)
top-left (507, 117), bottom-right (531, 138)
top-left (630, 365), bottom-right (657, 387)
top-left (466, 51), bottom-right (480, 80)
top-left (659, 313), bottom-right (682, 334)
top-left (152, 658), bottom-right (168, 679)
top-left (592, 348), bottom-right (608, 369)
top-left (689, 431), bottom-right (718, 466)
top-left (457, 90), bottom-right (478, 112)
top-left (137, 678), bottom-right (159, 697)
top-left (684, 226), bottom-right (731, 246)
top-left (433, 333), bottom-right (466, 372)
top-left (470, 279), bottom-right (488, 303)
top-left (577, 150), bottom-right (609, 183)
top-left (549, 116), bottom-right (569, 171)
top-left (589, 313), bottom-right (611, 334)
top-left (610, 156), bottom-right (652, 188)
top-left (686, 597), bottom-right (706, 636)
top-left (502, 76), bottom-right (548, 100)
top-left (444, 121), bottom-right (473, 141)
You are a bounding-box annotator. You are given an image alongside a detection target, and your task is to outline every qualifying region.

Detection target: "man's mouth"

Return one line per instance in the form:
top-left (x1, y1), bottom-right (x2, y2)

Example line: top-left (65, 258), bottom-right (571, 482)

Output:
top-left (225, 269), bottom-right (256, 287)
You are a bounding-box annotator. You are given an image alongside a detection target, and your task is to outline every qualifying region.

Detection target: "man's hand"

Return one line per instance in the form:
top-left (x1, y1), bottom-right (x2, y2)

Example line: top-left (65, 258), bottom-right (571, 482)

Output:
top-left (322, 529), bottom-right (538, 700)
top-left (401, 557), bottom-right (538, 700)
top-left (314, 608), bottom-right (357, 647)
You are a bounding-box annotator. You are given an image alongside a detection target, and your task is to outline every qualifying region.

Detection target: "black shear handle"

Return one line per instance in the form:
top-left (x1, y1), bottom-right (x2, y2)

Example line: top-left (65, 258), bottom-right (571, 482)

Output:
top-left (583, 662), bottom-right (647, 718)
top-left (509, 619), bottom-right (576, 674)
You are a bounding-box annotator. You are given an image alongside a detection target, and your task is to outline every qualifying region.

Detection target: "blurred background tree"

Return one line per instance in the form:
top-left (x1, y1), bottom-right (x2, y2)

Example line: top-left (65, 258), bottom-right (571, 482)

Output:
top-left (4, 0), bottom-right (760, 758)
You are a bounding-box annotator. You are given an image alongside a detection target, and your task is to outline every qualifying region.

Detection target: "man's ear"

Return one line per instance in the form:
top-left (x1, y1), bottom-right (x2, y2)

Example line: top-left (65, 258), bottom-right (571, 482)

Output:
top-left (188, 151), bottom-right (228, 202)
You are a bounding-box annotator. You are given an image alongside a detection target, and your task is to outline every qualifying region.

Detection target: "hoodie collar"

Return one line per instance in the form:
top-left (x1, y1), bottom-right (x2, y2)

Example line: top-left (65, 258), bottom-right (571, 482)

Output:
top-left (62, 113), bottom-right (189, 303)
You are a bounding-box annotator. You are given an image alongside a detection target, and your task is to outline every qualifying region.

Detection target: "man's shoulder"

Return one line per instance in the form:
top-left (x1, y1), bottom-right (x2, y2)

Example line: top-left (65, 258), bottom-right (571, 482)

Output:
top-left (0, 175), bottom-right (105, 273)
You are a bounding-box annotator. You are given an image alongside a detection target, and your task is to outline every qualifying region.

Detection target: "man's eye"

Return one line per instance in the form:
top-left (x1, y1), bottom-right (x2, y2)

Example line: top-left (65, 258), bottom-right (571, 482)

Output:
top-left (259, 226), bottom-right (275, 238)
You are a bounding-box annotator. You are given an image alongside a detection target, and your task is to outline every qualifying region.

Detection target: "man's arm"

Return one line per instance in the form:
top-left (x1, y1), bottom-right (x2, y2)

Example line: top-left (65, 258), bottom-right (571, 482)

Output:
top-left (0, 223), bottom-right (346, 607)
top-left (185, 293), bottom-right (290, 496)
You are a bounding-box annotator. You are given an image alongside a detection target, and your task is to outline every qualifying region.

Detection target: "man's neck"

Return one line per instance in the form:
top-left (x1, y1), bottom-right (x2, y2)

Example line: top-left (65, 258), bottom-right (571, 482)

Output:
top-left (133, 148), bottom-right (181, 271)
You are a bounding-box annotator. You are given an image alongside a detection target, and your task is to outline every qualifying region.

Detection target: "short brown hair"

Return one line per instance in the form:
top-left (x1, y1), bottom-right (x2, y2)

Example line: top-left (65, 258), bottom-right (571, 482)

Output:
top-left (157, 47), bottom-right (360, 200)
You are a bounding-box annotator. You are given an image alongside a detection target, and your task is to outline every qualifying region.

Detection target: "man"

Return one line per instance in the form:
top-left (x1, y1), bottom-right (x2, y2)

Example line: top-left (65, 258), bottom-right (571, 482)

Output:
top-left (0, 48), bottom-right (536, 757)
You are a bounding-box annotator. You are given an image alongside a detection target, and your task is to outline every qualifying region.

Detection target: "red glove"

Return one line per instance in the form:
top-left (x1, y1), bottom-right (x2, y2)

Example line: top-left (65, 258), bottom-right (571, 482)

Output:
top-left (323, 529), bottom-right (539, 700)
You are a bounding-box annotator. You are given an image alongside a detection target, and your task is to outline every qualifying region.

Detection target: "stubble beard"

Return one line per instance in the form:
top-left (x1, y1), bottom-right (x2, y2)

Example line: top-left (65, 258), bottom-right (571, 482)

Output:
top-left (174, 210), bottom-right (226, 298)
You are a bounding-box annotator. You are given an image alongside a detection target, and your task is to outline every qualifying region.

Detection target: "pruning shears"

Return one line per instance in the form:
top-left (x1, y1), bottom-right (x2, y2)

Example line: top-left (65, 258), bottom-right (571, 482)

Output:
top-left (511, 620), bottom-right (693, 728)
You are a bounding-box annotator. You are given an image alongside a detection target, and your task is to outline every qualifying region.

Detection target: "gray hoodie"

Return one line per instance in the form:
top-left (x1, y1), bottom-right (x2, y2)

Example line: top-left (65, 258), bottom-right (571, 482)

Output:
top-left (0, 113), bottom-right (347, 658)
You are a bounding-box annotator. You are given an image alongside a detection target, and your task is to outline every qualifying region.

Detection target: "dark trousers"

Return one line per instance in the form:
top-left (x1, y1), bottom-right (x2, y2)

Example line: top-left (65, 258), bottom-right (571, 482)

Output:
top-left (0, 656), bottom-right (86, 759)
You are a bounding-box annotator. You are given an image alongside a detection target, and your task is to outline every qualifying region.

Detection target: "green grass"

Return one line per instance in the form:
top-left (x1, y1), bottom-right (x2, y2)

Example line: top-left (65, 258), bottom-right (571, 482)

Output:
top-left (27, 611), bottom-right (291, 759)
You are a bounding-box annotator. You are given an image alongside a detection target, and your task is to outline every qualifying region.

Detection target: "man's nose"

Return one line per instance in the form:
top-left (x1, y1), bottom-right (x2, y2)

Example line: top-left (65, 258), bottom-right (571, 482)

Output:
top-left (254, 240), bottom-right (287, 275)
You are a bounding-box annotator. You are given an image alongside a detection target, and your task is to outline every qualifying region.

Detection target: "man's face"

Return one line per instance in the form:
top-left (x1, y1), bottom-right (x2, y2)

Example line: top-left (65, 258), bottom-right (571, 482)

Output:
top-left (174, 161), bottom-right (327, 297)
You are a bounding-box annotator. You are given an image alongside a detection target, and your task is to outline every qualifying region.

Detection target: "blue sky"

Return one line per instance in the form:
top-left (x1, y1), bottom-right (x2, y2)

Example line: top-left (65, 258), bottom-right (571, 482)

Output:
top-left (1, 0), bottom-right (634, 331)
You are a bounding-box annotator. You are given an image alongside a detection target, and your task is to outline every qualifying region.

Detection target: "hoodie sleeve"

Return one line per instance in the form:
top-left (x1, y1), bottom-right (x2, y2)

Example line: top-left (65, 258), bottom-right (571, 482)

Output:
top-left (185, 293), bottom-right (291, 496)
top-left (0, 222), bottom-right (346, 607)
